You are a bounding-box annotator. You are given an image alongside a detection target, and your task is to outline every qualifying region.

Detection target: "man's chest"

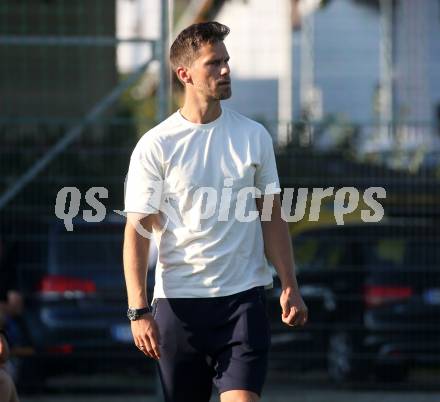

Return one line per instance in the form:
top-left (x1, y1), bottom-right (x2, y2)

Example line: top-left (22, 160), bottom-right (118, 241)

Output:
top-left (162, 134), bottom-right (259, 194)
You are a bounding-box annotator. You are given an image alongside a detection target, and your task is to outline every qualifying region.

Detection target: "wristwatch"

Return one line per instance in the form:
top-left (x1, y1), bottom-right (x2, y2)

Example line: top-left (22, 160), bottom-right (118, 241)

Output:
top-left (127, 306), bottom-right (151, 321)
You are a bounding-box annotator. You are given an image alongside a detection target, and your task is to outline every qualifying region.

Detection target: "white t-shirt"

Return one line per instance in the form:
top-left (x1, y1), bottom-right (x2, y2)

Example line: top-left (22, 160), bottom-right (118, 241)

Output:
top-left (124, 106), bottom-right (281, 299)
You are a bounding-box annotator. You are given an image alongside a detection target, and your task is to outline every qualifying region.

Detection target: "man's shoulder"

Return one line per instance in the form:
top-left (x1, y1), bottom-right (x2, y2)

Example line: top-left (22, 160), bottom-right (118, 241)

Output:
top-left (134, 112), bottom-right (181, 151)
top-left (144, 112), bottom-right (181, 139)
top-left (223, 107), bottom-right (267, 133)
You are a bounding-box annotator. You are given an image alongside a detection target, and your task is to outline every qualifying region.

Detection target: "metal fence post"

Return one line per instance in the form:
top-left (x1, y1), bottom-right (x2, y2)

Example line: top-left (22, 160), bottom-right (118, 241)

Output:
top-left (158, 0), bottom-right (171, 122)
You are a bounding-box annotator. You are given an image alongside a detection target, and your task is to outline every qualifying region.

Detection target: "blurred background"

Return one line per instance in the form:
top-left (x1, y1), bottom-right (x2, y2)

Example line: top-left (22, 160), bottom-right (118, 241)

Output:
top-left (0, 0), bottom-right (439, 401)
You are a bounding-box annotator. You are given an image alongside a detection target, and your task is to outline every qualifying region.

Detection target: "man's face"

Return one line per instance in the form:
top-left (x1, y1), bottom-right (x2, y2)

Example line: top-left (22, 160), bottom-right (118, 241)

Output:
top-left (186, 41), bottom-right (231, 100)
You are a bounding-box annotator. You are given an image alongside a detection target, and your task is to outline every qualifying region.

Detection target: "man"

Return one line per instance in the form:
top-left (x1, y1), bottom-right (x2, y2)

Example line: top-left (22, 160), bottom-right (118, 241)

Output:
top-left (123, 22), bottom-right (307, 402)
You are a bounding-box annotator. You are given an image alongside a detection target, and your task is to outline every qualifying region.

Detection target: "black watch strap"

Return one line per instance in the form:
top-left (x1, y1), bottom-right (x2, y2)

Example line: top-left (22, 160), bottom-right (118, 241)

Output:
top-left (127, 306), bottom-right (151, 321)
top-left (135, 306), bottom-right (151, 315)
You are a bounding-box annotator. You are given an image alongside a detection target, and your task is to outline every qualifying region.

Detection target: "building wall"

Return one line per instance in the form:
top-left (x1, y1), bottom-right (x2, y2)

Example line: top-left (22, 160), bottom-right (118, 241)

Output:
top-left (213, 0), bottom-right (287, 127)
top-left (215, 0), bottom-right (381, 126)
top-left (116, 0), bottom-right (159, 74)
top-left (308, 0), bottom-right (380, 123)
top-left (428, 0), bottom-right (440, 128)
top-left (394, 0), bottom-right (431, 125)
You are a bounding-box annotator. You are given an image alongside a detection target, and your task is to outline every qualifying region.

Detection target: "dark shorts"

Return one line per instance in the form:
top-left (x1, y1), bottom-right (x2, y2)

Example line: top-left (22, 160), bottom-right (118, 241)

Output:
top-left (153, 286), bottom-right (271, 402)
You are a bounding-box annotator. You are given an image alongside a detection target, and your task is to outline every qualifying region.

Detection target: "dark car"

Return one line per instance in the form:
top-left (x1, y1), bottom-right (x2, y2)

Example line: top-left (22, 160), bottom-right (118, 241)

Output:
top-left (285, 217), bottom-right (440, 382)
top-left (10, 216), bottom-right (157, 390)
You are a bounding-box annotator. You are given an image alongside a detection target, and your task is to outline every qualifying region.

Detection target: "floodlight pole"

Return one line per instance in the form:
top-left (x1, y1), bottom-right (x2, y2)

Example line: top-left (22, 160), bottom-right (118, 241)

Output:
top-left (277, 0), bottom-right (293, 147)
top-left (158, 0), bottom-right (171, 121)
top-left (300, 12), bottom-right (314, 118)
top-left (379, 0), bottom-right (394, 136)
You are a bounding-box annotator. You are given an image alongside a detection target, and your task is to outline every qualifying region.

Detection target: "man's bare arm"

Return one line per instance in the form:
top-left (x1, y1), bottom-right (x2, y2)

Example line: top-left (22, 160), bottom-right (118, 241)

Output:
top-left (256, 195), bottom-right (297, 289)
top-left (123, 215), bottom-right (152, 308)
top-left (256, 194), bottom-right (308, 327)
top-left (123, 213), bottom-right (161, 360)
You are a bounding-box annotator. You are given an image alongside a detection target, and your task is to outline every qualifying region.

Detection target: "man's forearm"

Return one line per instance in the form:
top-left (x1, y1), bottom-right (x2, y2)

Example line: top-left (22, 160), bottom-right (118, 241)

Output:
top-left (123, 217), bottom-right (151, 307)
top-left (261, 219), bottom-right (298, 290)
top-left (257, 195), bottom-right (299, 290)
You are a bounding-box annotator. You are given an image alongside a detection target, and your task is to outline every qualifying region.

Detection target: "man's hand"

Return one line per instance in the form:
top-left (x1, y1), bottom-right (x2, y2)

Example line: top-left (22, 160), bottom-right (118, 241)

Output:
top-left (131, 314), bottom-right (161, 360)
top-left (280, 287), bottom-right (308, 327)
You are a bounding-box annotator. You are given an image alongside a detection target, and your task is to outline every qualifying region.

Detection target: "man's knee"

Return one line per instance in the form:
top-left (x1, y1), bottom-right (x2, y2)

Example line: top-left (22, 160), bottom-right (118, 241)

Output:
top-left (220, 389), bottom-right (259, 402)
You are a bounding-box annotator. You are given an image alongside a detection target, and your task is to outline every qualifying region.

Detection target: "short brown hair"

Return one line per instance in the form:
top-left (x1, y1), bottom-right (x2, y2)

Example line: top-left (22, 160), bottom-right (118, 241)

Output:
top-left (170, 21), bottom-right (230, 71)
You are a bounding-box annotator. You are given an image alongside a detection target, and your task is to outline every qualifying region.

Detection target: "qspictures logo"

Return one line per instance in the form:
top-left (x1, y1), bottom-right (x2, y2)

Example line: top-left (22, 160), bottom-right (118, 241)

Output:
top-left (54, 179), bottom-right (386, 239)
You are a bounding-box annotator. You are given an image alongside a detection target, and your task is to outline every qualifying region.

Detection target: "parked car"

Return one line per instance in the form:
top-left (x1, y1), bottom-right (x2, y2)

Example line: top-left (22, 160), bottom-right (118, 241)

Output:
top-left (10, 216), bottom-right (157, 391)
top-left (284, 217), bottom-right (440, 382)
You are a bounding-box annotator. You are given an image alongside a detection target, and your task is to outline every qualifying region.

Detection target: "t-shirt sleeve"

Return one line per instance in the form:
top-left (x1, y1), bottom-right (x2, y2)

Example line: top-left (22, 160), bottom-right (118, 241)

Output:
top-left (255, 128), bottom-right (281, 194)
top-left (124, 136), bottom-right (164, 214)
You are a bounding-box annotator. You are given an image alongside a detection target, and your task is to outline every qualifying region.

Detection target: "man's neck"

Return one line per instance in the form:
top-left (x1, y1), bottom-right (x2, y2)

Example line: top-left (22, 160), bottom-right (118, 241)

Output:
top-left (180, 97), bottom-right (222, 124)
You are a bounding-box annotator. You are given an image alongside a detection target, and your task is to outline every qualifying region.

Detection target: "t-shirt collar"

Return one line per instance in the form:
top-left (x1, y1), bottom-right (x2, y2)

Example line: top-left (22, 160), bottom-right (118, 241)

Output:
top-left (176, 107), bottom-right (224, 130)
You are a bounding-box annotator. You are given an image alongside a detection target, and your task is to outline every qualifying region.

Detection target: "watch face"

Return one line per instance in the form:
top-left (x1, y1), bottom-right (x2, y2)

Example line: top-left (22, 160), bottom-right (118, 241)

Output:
top-left (127, 308), bottom-right (138, 321)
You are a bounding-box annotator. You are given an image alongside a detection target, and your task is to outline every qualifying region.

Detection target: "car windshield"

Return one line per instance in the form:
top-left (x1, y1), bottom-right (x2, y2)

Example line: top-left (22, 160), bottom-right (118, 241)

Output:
top-left (294, 231), bottom-right (440, 272)
top-left (294, 235), bottom-right (346, 271)
top-left (365, 238), bottom-right (440, 271)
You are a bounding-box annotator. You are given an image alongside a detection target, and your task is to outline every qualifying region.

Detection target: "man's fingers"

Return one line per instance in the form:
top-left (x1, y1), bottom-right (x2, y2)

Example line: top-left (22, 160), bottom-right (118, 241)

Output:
top-left (282, 306), bottom-right (297, 326)
top-left (140, 329), bottom-right (161, 360)
top-left (280, 300), bottom-right (290, 318)
top-left (293, 310), bottom-right (306, 327)
top-left (149, 329), bottom-right (161, 360)
top-left (282, 307), bottom-right (308, 327)
top-left (134, 334), bottom-right (146, 355)
top-left (132, 317), bottom-right (162, 360)
top-left (135, 335), bottom-right (154, 359)
top-left (141, 338), bottom-right (154, 358)
top-left (134, 335), bottom-right (143, 350)
top-left (292, 309), bottom-right (308, 327)
top-left (280, 292), bottom-right (309, 327)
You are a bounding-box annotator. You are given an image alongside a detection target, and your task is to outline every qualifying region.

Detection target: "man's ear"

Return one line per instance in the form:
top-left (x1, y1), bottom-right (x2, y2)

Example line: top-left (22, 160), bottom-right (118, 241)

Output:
top-left (176, 66), bottom-right (192, 86)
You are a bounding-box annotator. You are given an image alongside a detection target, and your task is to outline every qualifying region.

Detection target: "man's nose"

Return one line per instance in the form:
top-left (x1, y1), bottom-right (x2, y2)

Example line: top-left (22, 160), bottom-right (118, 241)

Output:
top-left (220, 62), bottom-right (230, 76)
